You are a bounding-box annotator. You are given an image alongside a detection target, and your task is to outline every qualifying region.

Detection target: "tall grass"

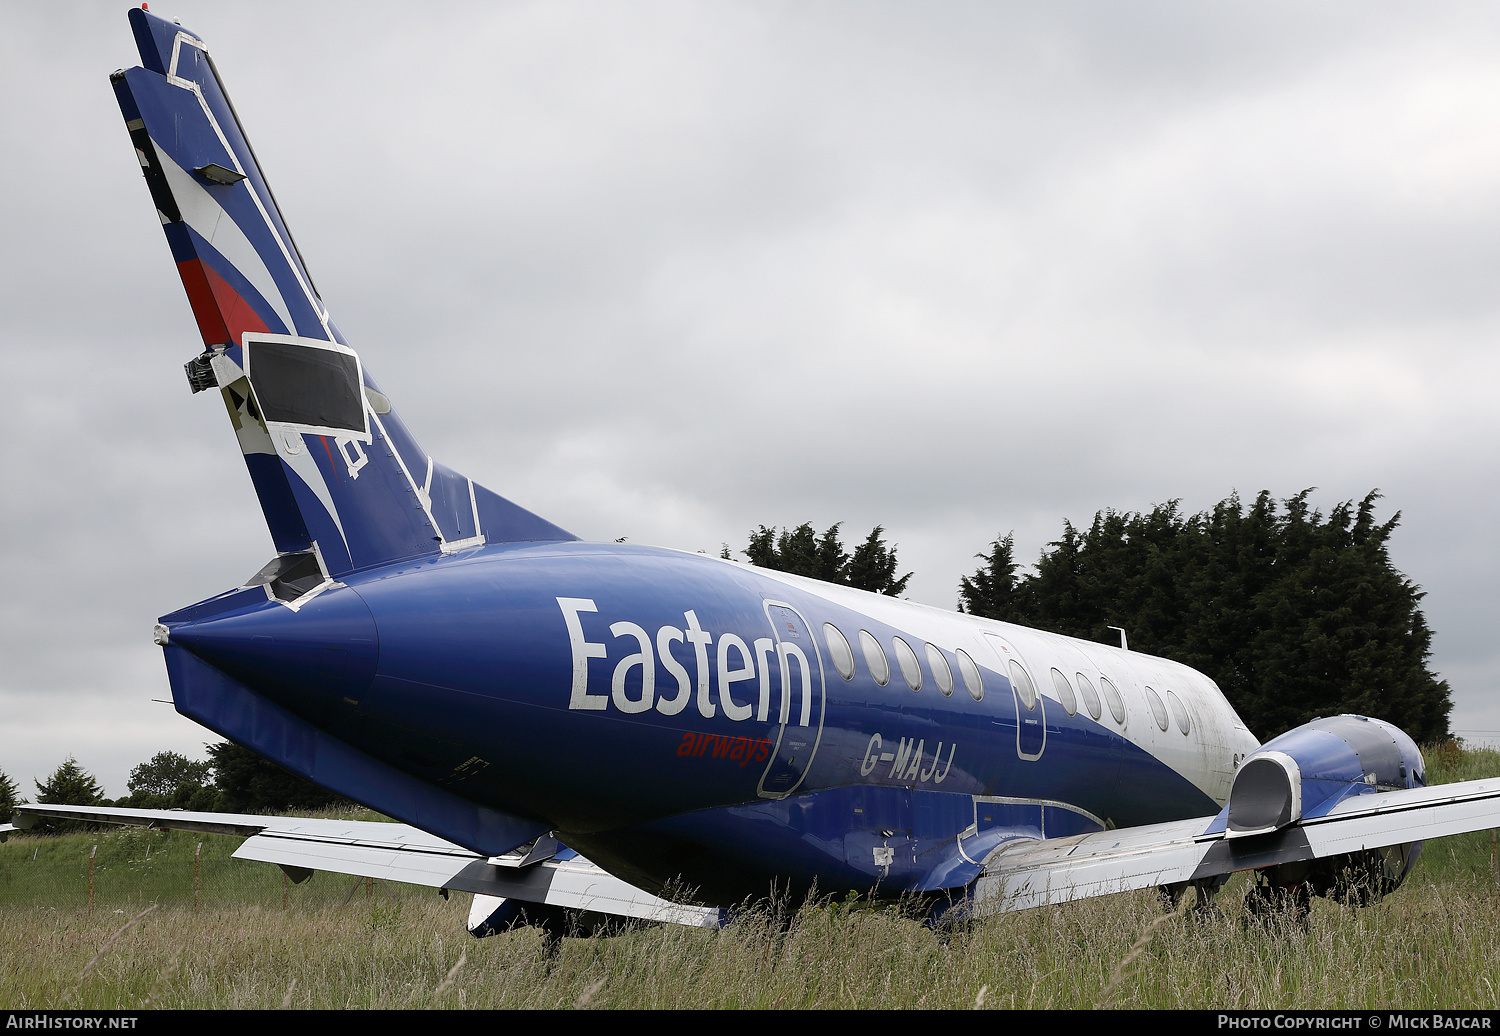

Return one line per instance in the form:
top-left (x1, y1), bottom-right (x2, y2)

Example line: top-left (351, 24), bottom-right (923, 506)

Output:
top-left (5, 880), bottom-right (1499, 1008)
top-left (3, 747), bottom-right (1497, 1009)
top-left (0, 807), bottom-right (398, 912)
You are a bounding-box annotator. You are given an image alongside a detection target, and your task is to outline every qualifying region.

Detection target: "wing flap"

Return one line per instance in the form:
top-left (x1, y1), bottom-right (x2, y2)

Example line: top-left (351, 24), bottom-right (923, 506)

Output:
top-left (234, 828), bottom-right (480, 888)
top-left (976, 817), bottom-right (1213, 912)
top-left (977, 776), bottom-right (1500, 912)
top-left (521, 859), bottom-right (719, 925)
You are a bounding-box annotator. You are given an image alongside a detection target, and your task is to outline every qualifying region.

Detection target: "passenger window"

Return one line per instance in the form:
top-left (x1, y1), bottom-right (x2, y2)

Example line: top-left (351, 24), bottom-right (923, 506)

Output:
top-left (893, 637), bottom-right (922, 691)
top-left (1075, 672), bottom-right (1102, 720)
top-left (1009, 660), bottom-right (1037, 711)
top-left (859, 629), bottom-right (889, 686)
top-left (1144, 685), bottom-right (1169, 731)
top-left (956, 649), bottom-right (984, 701)
top-left (824, 623), bottom-right (855, 681)
top-left (926, 643), bottom-right (954, 696)
top-left (1051, 669), bottom-right (1077, 716)
top-left (1099, 676), bottom-right (1126, 725)
top-left (1166, 690), bottom-right (1190, 734)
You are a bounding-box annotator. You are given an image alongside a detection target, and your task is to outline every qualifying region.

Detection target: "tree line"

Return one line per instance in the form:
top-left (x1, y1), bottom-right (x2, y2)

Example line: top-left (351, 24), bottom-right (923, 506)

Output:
top-left (739, 492), bottom-right (1452, 743)
top-left (0, 744), bottom-right (342, 829)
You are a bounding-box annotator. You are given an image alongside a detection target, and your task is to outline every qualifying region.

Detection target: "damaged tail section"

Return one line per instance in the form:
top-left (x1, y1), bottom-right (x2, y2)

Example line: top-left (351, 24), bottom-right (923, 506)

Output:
top-left (113, 8), bottom-right (575, 584)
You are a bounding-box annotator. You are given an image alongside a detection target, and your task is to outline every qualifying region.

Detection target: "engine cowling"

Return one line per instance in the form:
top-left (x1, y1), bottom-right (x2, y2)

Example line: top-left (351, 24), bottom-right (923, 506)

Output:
top-left (1219, 714), bottom-right (1427, 904)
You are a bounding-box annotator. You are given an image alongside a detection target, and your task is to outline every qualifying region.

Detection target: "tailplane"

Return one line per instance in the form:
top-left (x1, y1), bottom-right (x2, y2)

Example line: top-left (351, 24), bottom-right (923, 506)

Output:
top-left (113, 8), bottom-right (575, 583)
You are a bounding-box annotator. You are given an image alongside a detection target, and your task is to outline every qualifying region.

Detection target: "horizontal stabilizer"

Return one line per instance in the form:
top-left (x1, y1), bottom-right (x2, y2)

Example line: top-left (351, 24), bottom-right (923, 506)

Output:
top-left (11, 804), bottom-right (719, 929)
top-left (12, 803), bottom-right (285, 838)
top-left (238, 831), bottom-right (720, 927)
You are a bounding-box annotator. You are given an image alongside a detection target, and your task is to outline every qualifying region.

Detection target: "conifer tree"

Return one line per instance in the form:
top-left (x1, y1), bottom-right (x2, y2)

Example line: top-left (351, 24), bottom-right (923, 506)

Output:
top-left (35, 757), bottom-right (104, 807)
top-left (744, 523), bottom-right (911, 595)
top-left (959, 532), bottom-right (1027, 621)
top-left (0, 768), bottom-right (21, 825)
top-left (845, 526), bottom-right (912, 596)
top-left (33, 757), bottom-right (105, 831)
top-left (961, 491), bottom-right (1452, 742)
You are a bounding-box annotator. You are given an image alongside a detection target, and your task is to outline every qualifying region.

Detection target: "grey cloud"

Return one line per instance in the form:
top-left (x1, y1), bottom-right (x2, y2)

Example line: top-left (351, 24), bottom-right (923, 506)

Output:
top-left (4, 2), bottom-right (1499, 793)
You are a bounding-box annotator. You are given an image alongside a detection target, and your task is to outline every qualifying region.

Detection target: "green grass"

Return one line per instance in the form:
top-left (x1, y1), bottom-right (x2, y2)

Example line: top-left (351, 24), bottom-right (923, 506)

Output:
top-left (1406, 743), bottom-right (1500, 889)
top-left (2, 748), bottom-right (1498, 1009)
top-left (0, 807), bottom-right (398, 912)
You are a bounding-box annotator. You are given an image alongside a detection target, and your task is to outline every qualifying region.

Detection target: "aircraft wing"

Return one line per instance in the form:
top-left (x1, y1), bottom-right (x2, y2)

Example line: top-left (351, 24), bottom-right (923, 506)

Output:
top-left (8, 804), bottom-right (719, 929)
top-left (977, 775), bottom-right (1500, 911)
top-left (16, 772), bottom-right (1500, 921)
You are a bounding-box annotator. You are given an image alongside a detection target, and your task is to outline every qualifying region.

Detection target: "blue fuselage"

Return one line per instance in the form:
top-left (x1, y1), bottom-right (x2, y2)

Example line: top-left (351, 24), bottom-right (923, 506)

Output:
top-left (161, 541), bottom-right (1237, 905)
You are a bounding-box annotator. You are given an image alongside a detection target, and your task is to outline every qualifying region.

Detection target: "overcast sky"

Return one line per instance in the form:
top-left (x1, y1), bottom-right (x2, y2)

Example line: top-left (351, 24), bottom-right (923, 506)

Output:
top-left (5, 1), bottom-right (1500, 797)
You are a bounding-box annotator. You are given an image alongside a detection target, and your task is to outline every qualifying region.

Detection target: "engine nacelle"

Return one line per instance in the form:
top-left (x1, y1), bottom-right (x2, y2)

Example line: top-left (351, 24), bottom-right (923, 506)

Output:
top-left (1218, 715), bottom-right (1427, 904)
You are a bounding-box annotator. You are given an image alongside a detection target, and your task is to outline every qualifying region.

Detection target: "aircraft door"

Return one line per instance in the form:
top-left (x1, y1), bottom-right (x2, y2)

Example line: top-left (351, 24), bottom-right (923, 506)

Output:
top-left (983, 633), bottom-right (1045, 761)
top-left (757, 601), bottom-right (827, 799)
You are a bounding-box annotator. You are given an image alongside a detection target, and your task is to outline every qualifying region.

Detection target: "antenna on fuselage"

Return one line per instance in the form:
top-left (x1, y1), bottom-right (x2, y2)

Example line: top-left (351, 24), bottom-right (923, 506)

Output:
top-left (1107, 626), bottom-right (1129, 651)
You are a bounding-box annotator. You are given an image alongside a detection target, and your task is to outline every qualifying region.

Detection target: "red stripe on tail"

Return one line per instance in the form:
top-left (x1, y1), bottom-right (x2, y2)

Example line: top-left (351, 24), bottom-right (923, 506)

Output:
top-left (175, 258), bottom-right (270, 347)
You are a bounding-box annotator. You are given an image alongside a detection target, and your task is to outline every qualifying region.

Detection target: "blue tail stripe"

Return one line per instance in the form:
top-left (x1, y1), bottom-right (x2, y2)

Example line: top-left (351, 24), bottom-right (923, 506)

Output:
top-left (122, 67), bottom-right (320, 338)
top-left (241, 453), bottom-right (313, 556)
top-left (314, 426), bottom-right (444, 571)
top-left (259, 452), bottom-right (350, 573)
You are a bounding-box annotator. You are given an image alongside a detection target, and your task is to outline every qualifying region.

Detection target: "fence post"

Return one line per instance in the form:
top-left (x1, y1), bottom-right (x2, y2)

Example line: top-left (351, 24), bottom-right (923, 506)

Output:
top-left (88, 845), bottom-right (97, 911)
top-left (194, 842), bottom-right (203, 913)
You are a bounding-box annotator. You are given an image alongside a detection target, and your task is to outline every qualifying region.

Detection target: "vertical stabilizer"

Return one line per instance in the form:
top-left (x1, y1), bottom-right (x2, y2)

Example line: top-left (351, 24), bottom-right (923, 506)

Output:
top-left (113, 8), bottom-right (575, 579)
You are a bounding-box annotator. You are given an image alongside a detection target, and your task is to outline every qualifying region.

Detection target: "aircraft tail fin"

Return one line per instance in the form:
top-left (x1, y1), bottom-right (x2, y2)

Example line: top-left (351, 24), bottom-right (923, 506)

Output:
top-left (113, 9), bottom-right (575, 579)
